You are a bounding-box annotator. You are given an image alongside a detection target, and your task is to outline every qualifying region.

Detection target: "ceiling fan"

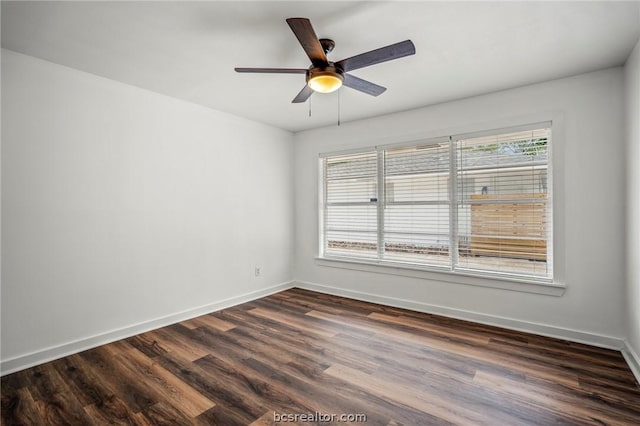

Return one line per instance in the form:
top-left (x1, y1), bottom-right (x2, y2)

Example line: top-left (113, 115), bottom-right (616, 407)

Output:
top-left (235, 17), bottom-right (416, 103)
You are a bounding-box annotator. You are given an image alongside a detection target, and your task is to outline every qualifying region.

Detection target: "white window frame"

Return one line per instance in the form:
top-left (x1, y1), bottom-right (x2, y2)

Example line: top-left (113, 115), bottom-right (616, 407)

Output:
top-left (318, 122), bottom-right (563, 295)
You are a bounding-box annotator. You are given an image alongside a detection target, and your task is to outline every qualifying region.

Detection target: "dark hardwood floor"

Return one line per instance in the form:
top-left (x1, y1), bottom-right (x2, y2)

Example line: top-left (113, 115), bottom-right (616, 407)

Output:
top-left (2, 288), bottom-right (639, 425)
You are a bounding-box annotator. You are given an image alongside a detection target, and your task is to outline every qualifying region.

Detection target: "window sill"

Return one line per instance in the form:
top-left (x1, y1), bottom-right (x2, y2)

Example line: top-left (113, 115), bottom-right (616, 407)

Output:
top-left (314, 256), bottom-right (566, 296)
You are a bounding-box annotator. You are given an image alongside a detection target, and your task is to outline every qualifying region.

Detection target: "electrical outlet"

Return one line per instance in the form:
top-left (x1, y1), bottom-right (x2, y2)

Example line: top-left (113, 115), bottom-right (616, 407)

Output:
top-left (254, 267), bottom-right (261, 277)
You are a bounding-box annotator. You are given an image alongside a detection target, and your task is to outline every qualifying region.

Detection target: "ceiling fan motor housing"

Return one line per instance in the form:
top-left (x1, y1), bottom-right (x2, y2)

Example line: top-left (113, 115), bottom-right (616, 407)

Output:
top-left (319, 38), bottom-right (336, 54)
top-left (306, 65), bottom-right (344, 83)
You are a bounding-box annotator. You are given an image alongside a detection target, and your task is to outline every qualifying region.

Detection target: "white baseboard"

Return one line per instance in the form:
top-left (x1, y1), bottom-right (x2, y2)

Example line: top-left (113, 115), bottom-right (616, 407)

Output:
top-left (4, 279), bottom-right (633, 380)
top-left (1, 281), bottom-right (294, 376)
top-left (293, 280), bottom-right (625, 351)
top-left (622, 340), bottom-right (640, 385)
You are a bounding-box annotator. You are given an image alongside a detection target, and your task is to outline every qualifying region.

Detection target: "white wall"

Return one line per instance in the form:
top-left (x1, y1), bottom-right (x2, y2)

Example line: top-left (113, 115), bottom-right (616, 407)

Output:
top-left (294, 68), bottom-right (627, 345)
top-left (625, 37), bottom-right (640, 370)
top-left (1, 49), bottom-right (294, 371)
top-left (1, 44), bottom-right (635, 375)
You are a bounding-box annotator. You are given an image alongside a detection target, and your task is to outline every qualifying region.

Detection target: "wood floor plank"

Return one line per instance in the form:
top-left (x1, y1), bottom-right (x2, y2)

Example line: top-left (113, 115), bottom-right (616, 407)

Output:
top-left (2, 288), bottom-right (639, 425)
top-left (238, 356), bottom-right (399, 425)
top-left (487, 336), bottom-right (636, 382)
top-left (248, 307), bottom-right (339, 338)
top-left (199, 332), bottom-right (433, 425)
top-left (83, 394), bottom-right (149, 426)
top-left (227, 309), bottom-right (378, 373)
top-left (0, 387), bottom-right (45, 425)
top-left (170, 316), bottom-right (430, 425)
top-left (248, 411), bottom-right (277, 426)
top-left (367, 311), bottom-right (491, 345)
top-left (578, 374), bottom-right (640, 400)
top-left (103, 341), bottom-right (215, 418)
top-left (371, 353), bottom-right (577, 426)
top-left (28, 365), bottom-right (93, 425)
top-left (342, 307), bottom-right (585, 387)
top-left (52, 353), bottom-right (115, 408)
top-left (473, 369), bottom-right (640, 424)
top-left (149, 326), bottom-right (210, 362)
top-left (155, 352), bottom-right (268, 424)
top-left (79, 346), bottom-right (158, 413)
top-left (126, 332), bottom-right (171, 359)
top-left (182, 314), bottom-right (236, 332)
top-left (325, 363), bottom-right (485, 425)
top-left (142, 401), bottom-right (194, 426)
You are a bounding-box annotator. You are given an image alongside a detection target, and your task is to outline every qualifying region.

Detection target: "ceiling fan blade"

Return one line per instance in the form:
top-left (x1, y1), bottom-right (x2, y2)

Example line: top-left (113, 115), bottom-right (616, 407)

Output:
top-left (235, 67), bottom-right (307, 74)
top-left (292, 85), bottom-right (314, 103)
top-left (335, 40), bottom-right (415, 73)
top-left (286, 18), bottom-right (327, 67)
top-left (343, 74), bottom-right (387, 96)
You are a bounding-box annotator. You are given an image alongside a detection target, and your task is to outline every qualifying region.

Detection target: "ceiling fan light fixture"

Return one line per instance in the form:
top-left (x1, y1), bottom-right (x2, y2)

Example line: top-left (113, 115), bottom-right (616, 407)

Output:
top-left (307, 69), bottom-right (343, 93)
top-left (235, 18), bottom-right (416, 103)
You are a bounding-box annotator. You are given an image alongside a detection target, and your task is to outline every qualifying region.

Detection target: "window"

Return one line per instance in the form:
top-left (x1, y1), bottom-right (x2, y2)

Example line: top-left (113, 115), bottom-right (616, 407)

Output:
top-left (323, 151), bottom-right (378, 258)
top-left (383, 142), bottom-right (451, 267)
top-left (319, 124), bottom-right (552, 281)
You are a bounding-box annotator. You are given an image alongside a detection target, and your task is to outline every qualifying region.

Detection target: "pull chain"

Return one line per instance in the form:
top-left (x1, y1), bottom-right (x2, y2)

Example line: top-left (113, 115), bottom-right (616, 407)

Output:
top-left (308, 96), bottom-right (312, 117)
top-left (337, 90), bottom-right (341, 126)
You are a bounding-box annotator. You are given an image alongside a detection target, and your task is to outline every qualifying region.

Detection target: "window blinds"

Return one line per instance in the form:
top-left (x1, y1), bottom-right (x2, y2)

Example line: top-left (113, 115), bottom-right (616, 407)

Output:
top-left (320, 125), bottom-right (552, 280)
top-left (455, 128), bottom-right (551, 277)
top-left (323, 152), bottom-right (378, 258)
top-left (383, 144), bottom-right (450, 267)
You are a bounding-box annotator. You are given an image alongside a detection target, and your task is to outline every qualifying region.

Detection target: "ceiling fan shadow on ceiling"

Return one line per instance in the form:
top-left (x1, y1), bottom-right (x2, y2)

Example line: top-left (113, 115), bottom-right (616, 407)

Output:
top-left (235, 17), bottom-right (416, 103)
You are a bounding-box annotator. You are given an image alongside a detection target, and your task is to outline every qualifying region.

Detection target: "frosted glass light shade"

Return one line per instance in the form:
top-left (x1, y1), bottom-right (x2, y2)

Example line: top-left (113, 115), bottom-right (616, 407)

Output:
top-left (308, 74), bottom-right (343, 93)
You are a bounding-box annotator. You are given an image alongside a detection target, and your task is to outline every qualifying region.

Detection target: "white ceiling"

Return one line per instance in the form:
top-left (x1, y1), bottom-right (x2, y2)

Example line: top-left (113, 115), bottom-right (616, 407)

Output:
top-left (2, 1), bottom-right (639, 132)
